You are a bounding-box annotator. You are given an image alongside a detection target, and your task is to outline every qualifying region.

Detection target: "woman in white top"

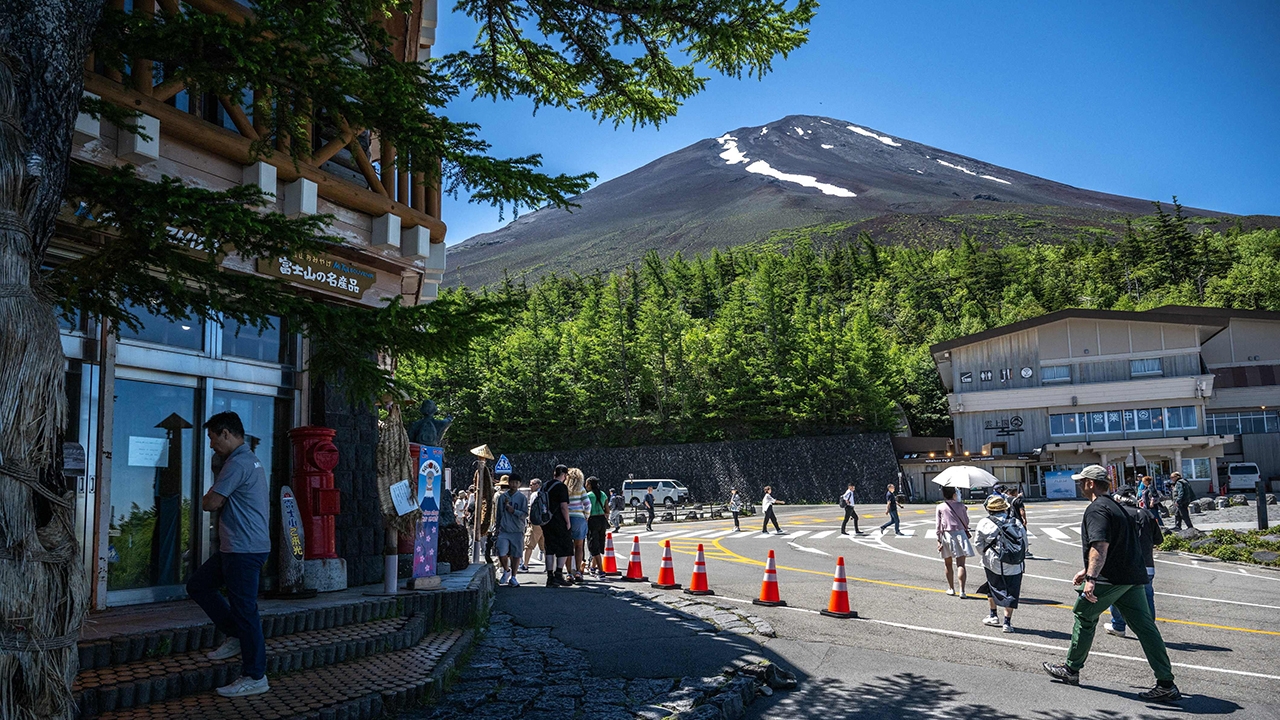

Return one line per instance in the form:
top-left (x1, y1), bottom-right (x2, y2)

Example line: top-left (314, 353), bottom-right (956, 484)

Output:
top-left (935, 486), bottom-right (975, 597)
top-left (453, 492), bottom-right (469, 525)
top-left (761, 486), bottom-right (785, 534)
top-left (728, 490), bottom-right (744, 531)
top-left (973, 494), bottom-right (1026, 633)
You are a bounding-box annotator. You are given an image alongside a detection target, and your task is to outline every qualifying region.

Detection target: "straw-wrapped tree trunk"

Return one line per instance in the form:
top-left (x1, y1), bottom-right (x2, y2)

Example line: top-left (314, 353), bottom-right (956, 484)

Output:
top-left (0, 3), bottom-right (103, 718)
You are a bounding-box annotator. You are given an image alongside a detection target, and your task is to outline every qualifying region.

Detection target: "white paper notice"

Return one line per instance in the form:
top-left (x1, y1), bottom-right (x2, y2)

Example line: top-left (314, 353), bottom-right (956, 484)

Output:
top-left (390, 479), bottom-right (417, 516)
top-left (128, 436), bottom-right (168, 467)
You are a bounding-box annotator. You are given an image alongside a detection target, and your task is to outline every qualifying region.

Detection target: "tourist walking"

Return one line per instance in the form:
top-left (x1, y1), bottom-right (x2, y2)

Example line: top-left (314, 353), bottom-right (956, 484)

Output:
top-left (453, 490), bottom-right (469, 529)
top-left (1008, 485), bottom-right (1031, 556)
top-left (1105, 486), bottom-right (1163, 638)
top-left (541, 465), bottom-right (575, 587)
top-left (521, 478), bottom-right (544, 572)
top-left (608, 487), bottom-right (625, 533)
top-left (586, 476), bottom-right (608, 576)
top-left (728, 489), bottom-right (743, 531)
top-left (495, 474), bottom-right (528, 587)
top-left (644, 486), bottom-right (656, 531)
top-left (879, 483), bottom-right (902, 535)
top-left (1171, 471), bottom-right (1195, 532)
top-left (567, 468), bottom-right (589, 582)
top-left (974, 494), bottom-right (1026, 632)
top-left (1042, 465), bottom-right (1179, 702)
top-left (935, 486), bottom-right (974, 597)
top-left (840, 483), bottom-right (861, 535)
top-left (188, 412), bottom-right (272, 698)
top-left (761, 486), bottom-right (785, 534)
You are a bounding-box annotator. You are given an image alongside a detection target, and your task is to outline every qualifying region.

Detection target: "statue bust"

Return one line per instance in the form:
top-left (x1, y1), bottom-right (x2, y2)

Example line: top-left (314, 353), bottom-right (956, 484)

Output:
top-left (407, 400), bottom-right (453, 447)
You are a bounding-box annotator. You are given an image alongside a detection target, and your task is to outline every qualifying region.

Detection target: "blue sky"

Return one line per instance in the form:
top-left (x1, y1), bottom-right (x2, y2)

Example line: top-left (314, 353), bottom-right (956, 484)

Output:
top-left (434, 1), bottom-right (1280, 245)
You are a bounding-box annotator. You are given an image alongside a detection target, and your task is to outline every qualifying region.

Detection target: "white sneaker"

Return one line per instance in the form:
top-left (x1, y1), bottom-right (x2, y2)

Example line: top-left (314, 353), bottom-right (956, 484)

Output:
top-left (1002, 623), bottom-right (1014, 633)
top-left (982, 615), bottom-right (1002, 627)
top-left (206, 637), bottom-right (241, 660)
top-left (216, 675), bottom-right (269, 698)
top-left (946, 588), bottom-right (956, 596)
top-left (499, 570), bottom-right (511, 586)
top-left (1104, 622), bottom-right (1126, 638)
top-left (508, 576), bottom-right (520, 588)
top-left (959, 592), bottom-right (968, 599)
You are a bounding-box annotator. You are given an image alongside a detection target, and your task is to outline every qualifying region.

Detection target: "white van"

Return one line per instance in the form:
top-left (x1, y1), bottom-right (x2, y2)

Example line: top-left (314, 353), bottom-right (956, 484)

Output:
top-left (1227, 462), bottom-right (1261, 489)
top-left (622, 479), bottom-right (690, 508)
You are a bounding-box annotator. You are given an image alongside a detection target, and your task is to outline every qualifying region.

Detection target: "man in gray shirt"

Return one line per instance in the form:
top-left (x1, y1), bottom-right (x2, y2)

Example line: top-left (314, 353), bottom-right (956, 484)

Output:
top-left (187, 411), bottom-right (272, 698)
top-left (495, 474), bottom-right (529, 587)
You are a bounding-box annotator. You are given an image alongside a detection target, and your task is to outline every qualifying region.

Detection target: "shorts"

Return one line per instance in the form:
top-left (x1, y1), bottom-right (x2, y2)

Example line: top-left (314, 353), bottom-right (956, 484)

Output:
top-left (542, 519), bottom-right (573, 558)
top-left (570, 515), bottom-right (588, 541)
top-left (587, 515), bottom-right (608, 555)
top-left (938, 529), bottom-right (975, 559)
top-left (524, 524), bottom-right (544, 553)
top-left (495, 532), bottom-right (524, 557)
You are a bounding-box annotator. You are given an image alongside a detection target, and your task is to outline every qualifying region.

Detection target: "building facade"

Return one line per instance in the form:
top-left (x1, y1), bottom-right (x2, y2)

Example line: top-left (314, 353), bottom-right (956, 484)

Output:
top-left (913, 306), bottom-right (1280, 501)
top-left (58, 0), bottom-right (445, 608)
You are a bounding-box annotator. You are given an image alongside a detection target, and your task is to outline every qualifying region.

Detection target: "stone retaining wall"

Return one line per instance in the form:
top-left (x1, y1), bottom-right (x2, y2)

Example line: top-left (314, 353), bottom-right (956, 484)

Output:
top-left (447, 433), bottom-right (899, 505)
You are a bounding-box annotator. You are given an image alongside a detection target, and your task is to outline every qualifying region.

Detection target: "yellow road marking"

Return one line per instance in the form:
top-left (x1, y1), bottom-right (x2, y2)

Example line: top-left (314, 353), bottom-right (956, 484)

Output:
top-left (697, 539), bottom-right (1280, 637)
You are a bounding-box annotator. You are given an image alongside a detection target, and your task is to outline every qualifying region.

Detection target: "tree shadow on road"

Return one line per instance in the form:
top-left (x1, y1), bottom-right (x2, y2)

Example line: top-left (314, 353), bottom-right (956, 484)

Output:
top-left (748, 671), bottom-right (1244, 720)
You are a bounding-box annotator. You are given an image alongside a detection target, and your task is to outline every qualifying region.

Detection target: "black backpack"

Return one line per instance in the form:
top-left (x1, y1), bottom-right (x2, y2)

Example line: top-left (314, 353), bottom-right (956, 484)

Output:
top-left (529, 480), bottom-right (558, 526)
top-left (983, 516), bottom-right (1027, 566)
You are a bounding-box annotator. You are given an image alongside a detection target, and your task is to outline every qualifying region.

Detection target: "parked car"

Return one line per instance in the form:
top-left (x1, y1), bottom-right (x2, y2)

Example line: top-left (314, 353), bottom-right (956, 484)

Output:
top-left (1227, 462), bottom-right (1261, 490)
top-left (622, 479), bottom-right (690, 508)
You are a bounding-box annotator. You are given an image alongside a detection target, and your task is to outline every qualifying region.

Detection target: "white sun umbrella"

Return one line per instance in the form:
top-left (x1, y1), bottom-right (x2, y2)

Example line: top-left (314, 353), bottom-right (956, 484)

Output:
top-left (930, 465), bottom-right (999, 489)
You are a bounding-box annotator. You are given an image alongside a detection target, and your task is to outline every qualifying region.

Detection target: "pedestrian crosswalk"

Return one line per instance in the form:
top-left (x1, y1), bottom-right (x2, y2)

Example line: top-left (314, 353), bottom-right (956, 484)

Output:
top-left (617, 523), bottom-right (1075, 547)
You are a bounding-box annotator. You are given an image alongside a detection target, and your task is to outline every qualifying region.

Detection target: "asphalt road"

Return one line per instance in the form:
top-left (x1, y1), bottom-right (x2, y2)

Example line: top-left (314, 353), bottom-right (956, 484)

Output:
top-left (594, 501), bottom-right (1280, 719)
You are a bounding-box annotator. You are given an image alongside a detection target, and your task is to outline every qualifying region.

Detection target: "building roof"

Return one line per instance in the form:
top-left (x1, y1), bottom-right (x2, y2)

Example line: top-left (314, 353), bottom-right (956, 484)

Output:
top-left (929, 305), bottom-right (1280, 356)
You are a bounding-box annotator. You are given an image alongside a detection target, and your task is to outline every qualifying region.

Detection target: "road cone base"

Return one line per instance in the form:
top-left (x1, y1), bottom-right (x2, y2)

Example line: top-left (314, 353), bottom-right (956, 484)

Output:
top-left (651, 582), bottom-right (682, 590)
top-left (752, 599), bottom-right (787, 607)
top-left (684, 589), bottom-right (715, 596)
top-left (602, 571), bottom-right (621, 577)
top-left (620, 575), bottom-right (648, 583)
top-left (820, 609), bottom-right (858, 619)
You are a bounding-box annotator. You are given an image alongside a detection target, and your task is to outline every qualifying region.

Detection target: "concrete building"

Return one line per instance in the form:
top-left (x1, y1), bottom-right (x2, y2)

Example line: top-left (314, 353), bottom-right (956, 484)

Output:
top-left (903, 306), bottom-right (1280, 502)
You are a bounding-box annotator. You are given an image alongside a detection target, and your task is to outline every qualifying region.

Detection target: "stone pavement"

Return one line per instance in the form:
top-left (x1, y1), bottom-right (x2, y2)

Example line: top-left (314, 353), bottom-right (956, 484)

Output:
top-left (405, 582), bottom-right (793, 720)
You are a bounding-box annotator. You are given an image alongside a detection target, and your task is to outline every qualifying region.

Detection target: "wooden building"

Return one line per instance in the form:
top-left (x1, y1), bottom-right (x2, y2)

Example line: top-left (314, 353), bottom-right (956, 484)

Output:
top-left (56, 0), bottom-right (446, 608)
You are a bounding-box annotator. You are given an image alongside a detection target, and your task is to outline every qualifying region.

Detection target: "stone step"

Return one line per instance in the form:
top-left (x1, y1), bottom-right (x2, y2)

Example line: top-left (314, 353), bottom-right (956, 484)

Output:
top-left (92, 629), bottom-right (471, 720)
top-left (75, 614), bottom-right (428, 719)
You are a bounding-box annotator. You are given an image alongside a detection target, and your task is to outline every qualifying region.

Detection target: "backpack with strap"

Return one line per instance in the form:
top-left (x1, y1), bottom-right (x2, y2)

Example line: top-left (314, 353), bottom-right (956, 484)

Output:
top-left (1183, 479), bottom-right (1197, 502)
top-left (528, 481), bottom-right (556, 526)
top-left (982, 515), bottom-right (1027, 566)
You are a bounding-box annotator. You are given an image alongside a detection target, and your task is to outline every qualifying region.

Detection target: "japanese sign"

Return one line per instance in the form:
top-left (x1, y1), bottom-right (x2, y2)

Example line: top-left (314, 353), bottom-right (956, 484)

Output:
top-left (256, 252), bottom-right (376, 299)
top-left (413, 445), bottom-right (444, 578)
top-left (280, 486), bottom-right (305, 562)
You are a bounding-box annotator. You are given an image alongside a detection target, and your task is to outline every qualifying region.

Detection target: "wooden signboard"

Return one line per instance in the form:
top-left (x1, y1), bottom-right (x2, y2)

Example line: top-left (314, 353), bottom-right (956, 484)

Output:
top-left (256, 252), bottom-right (375, 299)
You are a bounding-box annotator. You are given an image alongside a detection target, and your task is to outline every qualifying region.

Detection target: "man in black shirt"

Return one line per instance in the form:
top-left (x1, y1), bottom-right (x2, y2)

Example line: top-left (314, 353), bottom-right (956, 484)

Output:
top-left (1042, 465), bottom-right (1179, 702)
top-left (878, 483), bottom-right (901, 535)
top-left (643, 487), bottom-right (656, 532)
top-left (542, 465), bottom-right (575, 587)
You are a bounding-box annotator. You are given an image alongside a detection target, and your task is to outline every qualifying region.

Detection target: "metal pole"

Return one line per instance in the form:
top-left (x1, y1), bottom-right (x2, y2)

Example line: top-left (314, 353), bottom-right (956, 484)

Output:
top-left (1257, 480), bottom-right (1269, 531)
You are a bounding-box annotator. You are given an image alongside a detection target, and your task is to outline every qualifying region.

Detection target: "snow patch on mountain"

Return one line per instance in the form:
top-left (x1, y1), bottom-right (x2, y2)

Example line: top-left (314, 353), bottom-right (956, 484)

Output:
top-left (714, 134), bottom-right (855, 198)
top-left (847, 125), bottom-right (902, 147)
top-left (794, 127), bottom-right (805, 136)
top-left (981, 174), bottom-right (1013, 185)
top-left (935, 158), bottom-right (1013, 184)
top-left (821, 144), bottom-right (834, 149)
top-left (760, 127), bottom-right (768, 135)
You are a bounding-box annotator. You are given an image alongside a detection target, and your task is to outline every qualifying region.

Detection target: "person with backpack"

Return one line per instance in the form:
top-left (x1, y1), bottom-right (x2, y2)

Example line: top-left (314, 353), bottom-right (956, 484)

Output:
top-left (1042, 465), bottom-right (1179, 703)
top-left (935, 486), bottom-right (975, 597)
top-left (608, 488), bottom-right (626, 533)
top-left (839, 483), bottom-right (861, 535)
top-left (974, 494), bottom-right (1027, 633)
top-left (1105, 487), bottom-right (1163, 638)
top-left (532, 465), bottom-right (575, 587)
top-left (728, 489), bottom-right (744, 531)
top-left (1170, 471), bottom-right (1195, 532)
top-left (643, 486), bottom-right (656, 532)
top-left (520, 479), bottom-right (544, 572)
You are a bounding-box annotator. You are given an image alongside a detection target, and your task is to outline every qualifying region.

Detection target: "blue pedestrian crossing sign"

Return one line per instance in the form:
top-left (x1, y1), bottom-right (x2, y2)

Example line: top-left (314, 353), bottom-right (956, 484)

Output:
top-left (494, 454), bottom-right (513, 474)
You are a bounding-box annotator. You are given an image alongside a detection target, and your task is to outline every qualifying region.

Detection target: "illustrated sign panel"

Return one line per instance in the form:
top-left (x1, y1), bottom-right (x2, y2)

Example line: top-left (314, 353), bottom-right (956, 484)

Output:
top-left (1045, 470), bottom-right (1077, 500)
top-left (413, 446), bottom-right (444, 578)
top-left (257, 252), bottom-right (376, 299)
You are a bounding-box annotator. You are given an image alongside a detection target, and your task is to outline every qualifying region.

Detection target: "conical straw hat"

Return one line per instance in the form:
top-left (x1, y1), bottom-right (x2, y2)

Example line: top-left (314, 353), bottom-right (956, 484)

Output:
top-left (469, 444), bottom-right (494, 460)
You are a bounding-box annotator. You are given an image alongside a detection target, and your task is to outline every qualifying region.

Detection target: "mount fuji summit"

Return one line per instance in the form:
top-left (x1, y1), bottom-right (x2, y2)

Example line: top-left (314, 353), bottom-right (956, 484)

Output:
top-left (445, 114), bottom-right (1226, 288)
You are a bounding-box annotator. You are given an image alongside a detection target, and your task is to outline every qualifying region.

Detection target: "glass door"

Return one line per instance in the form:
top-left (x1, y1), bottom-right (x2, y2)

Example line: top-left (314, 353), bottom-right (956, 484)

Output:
top-left (107, 379), bottom-right (200, 604)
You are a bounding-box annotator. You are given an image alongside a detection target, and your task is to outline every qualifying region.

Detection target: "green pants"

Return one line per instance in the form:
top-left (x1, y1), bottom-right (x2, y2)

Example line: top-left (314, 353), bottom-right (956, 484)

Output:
top-left (1065, 582), bottom-right (1174, 682)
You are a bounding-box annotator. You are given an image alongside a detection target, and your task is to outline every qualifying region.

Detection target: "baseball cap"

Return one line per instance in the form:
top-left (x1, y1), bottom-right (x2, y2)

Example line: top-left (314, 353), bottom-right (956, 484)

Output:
top-left (1072, 465), bottom-right (1108, 482)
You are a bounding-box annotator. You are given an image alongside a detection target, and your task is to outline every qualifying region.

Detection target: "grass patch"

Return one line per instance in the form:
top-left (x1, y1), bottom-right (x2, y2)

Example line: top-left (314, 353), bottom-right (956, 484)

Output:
top-left (1159, 528), bottom-right (1280, 566)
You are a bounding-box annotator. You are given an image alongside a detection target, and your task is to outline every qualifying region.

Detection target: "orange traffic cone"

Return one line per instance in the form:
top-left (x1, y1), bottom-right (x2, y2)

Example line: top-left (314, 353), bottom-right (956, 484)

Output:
top-left (651, 540), bottom-right (683, 589)
top-left (753, 549), bottom-right (787, 607)
top-left (684, 543), bottom-right (714, 596)
top-left (621, 536), bottom-right (648, 582)
top-left (601, 533), bottom-right (621, 576)
top-left (819, 556), bottom-right (858, 618)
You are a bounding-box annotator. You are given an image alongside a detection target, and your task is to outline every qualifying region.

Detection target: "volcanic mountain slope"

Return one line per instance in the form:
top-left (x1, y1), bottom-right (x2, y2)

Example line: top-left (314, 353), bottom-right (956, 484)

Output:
top-left (445, 114), bottom-right (1228, 288)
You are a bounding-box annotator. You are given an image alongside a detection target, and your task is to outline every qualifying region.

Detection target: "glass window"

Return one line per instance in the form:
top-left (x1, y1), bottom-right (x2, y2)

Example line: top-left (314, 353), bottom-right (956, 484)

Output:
top-left (1167, 406), bottom-right (1196, 430)
top-left (1180, 457), bottom-right (1213, 480)
top-left (1135, 407), bottom-right (1163, 431)
top-left (119, 302), bottom-right (204, 350)
top-left (1088, 411), bottom-right (1107, 433)
top-left (1050, 414), bottom-right (1064, 436)
top-left (1122, 409), bottom-right (1136, 431)
top-left (1041, 365), bottom-right (1070, 383)
top-left (1130, 358), bottom-right (1163, 377)
top-left (222, 316), bottom-right (288, 364)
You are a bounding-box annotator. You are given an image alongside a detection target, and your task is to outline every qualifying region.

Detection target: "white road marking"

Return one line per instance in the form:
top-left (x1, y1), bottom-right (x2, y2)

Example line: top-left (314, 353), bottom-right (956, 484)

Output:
top-left (713, 595), bottom-right (1280, 681)
top-left (1043, 528), bottom-right (1070, 540)
top-left (1066, 526), bottom-right (1081, 534)
top-left (702, 530), bottom-right (737, 539)
top-left (923, 529), bottom-right (937, 539)
top-left (653, 530), bottom-right (686, 539)
top-left (810, 530), bottom-right (836, 540)
top-left (1155, 557), bottom-right (1280, 583)
top-left (785, 531), bottom-right (811, 539)
top-left (787, 542), bottom-right (830, 557)
top-left (754, 534), bottom-right (775, 540)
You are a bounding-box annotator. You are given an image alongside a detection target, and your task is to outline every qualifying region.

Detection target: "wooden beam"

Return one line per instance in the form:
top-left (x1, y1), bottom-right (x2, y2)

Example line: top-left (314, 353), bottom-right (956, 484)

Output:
top-left (183, 0), bottom-right (253, 23)
top-left (427, 156), bottom-right (442, 224)
top-left (218, 95), bottom-right (258, 140)
top-left (312, 126), bottom-right (358, 166)
top-left (348, 139), bottom-right (389, 197)
top-left (411, 170), bottom-right (425, 213)
top-left (398, 169), bottom-right (409, 206)
top-left (133, 0), bottom-right (156, 95)
top-left (153, 78), bottom-right (184, 103)
top-left (157, 0), bottom-right (179, 13)
top-left (84, 73), bottom-right (446, 240)
top-left (380, 141), bottom-right (396, 198)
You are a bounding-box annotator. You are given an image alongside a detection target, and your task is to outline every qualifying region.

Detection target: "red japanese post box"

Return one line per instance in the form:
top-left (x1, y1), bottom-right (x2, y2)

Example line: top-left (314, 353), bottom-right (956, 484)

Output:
top-left (288, 426), bottom-right (342, 560)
